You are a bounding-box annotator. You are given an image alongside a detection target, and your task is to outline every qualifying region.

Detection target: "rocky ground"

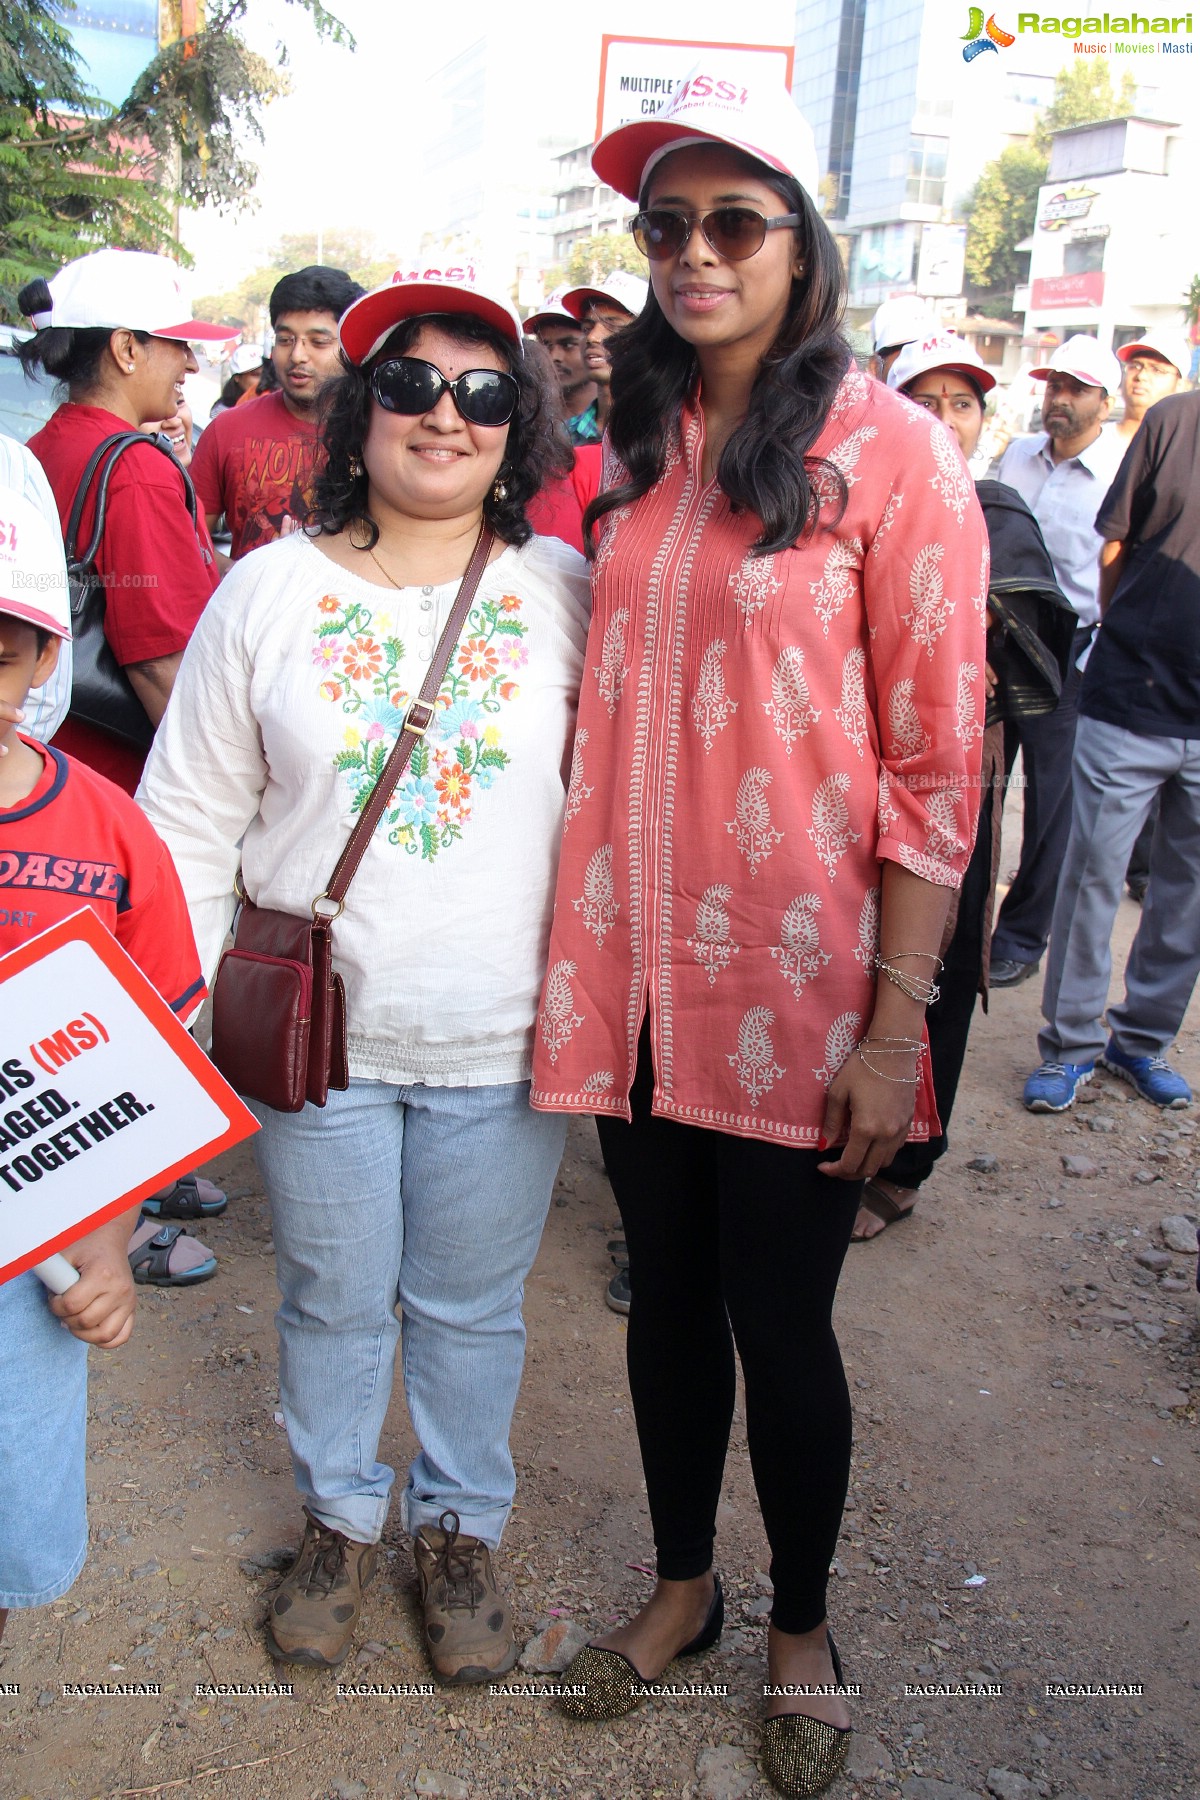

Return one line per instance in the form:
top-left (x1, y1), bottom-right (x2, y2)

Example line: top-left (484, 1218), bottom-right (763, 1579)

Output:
top-left (2, 884), bottom-right (1198, 1800)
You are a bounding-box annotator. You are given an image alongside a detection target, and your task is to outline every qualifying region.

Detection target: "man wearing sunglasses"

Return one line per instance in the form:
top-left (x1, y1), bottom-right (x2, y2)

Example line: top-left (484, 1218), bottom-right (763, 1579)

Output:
top-left (562, 272), bottom-right (648, 442)
top-left (191, 265), bottom-right (364, 560)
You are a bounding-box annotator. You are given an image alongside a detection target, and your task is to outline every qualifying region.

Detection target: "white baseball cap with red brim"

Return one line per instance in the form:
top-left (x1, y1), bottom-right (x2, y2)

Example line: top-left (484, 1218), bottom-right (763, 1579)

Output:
top-left (1029, 334), bottom-right (1122, 394)
top-left (340, 264), bottom-right (523, 365)
top-left (0, 488), bottom-right (71, 640)
top-left (1116, 329), bottom-right (1189, 379)
top-left (592, 61), bottom-right (819, 204)
top-left (887, 330), bottom-right (997, 396)
top-left (871, 295), bottom-right (938, 356)
top-left (521, 283), bottom-right (579, 335)
top-left (230, 343), bottom-right (266, 375)
top-left (562, 272), bottom-right (649, 322)
top-left (31, 250), bottom-right (236, 344)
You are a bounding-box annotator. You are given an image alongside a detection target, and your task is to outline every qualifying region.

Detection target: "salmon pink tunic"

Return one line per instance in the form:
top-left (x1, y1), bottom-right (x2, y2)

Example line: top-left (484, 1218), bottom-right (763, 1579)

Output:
top-left (530, 369), bottom-right (989, 1146)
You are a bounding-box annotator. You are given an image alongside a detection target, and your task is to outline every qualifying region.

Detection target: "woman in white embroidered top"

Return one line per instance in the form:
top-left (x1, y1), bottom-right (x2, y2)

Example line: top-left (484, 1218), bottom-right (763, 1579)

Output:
top-left (529, 71), bottom-right (988, 1795)
top-left (138, 271), bottom-right (590, 1683)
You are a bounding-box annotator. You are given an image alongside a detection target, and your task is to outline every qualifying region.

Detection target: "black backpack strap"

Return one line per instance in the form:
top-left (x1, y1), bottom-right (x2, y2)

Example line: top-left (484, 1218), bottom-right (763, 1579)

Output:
top-left (65, 431), bottom-right (201, 573)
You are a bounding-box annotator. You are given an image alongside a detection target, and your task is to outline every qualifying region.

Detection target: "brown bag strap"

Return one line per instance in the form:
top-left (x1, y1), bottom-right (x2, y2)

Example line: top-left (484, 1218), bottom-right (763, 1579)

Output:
top-left (312, 525), bottom-right (496, 922)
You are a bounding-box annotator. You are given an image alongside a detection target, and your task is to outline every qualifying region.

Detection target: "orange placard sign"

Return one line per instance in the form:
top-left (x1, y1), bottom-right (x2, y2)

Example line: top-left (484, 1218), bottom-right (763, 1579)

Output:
top-left (0, 908), bottom-right (258, 1283)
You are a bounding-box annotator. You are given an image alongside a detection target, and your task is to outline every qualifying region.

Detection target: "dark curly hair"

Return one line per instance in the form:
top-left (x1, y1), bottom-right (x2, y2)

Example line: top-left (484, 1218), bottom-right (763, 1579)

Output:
top-left (583, 161), bottom-right (851, 557)
top-left (308, 314), bottom-right (570, 549)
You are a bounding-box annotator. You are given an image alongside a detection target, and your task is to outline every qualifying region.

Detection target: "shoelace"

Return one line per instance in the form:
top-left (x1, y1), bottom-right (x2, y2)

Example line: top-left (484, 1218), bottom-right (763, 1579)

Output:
top-left (429, 1510), bottom-right (485, 1614)
top-left (299, 1521), bottom-right (349, 1596)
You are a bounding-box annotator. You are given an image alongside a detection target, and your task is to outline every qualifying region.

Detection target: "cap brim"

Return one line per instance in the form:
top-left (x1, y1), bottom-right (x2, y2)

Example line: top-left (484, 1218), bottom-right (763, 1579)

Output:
top-left (1028, 364), bottom-right (1103, 386)
top-left (341, 283), bottom-right (522, 365)
top-left (905, 360), bottom-right (997, 395)
top-left (522, 310), bottom-right (578, 332)
top-left (155, 320), bottom-right (241, 342)
top-left (0, 599), bottom-right (70, 640)
top-left (592, 119), bottom-right (789, 203)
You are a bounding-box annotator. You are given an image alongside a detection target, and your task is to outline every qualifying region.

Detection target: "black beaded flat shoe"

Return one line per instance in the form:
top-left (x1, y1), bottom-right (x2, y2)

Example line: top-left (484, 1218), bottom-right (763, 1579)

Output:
top-left (557, 1574), bottom-right (724, 1721)
top-left (759, 1630), bottom-right (852, 1798)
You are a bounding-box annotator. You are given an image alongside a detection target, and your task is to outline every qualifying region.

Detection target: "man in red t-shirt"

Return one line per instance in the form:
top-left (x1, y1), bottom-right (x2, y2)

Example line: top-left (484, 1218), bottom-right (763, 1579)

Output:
top-left (191, 266), bottom-right (364, 559)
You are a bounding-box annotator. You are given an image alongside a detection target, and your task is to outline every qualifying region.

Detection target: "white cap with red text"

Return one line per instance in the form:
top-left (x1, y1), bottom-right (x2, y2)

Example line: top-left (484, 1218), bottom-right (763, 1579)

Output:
top-left (592, 61), bottom-right (819, 203)
top-left (30, 250), bottom-right (236, 344)
top-left (0, 488), bottom-right (71, 641)
top-left (1029, 334), bottom-right (1122, 394)
top-left (887, 330), bottom-right (997, 396)
top-left (1116, 329), bottom-right (1190, 379)
top-left (522, 283), bottom-right (581, 335)
top-left (340, 263), bottom-right (523, 364)
top-left (562, 272), bottom-right (649, 322)
top-left (871, 295), bottom-right (938, 356)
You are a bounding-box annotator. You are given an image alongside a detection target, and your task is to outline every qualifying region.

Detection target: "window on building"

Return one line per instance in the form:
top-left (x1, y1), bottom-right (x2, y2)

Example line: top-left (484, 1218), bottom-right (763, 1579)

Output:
top-left (1064, 237), bottom-right (1106, 276)
top-left (906, 136), bottom-right (948, 207)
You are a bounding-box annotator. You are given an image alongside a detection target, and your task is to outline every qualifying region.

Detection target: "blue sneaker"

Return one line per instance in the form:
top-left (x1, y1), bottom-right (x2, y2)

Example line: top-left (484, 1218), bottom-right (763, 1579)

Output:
top-left (1023, 1060), bottom-right (1095, 1112)
top-left (1099, 1041), bottom-right (1192, 1109)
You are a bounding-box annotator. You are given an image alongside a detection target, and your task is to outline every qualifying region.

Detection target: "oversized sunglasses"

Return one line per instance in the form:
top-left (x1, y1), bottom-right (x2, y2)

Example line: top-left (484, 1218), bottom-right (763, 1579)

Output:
top-left (631, 206), bottom-right (802, 263)
top-left (370, 356), bottom-right (519, 427)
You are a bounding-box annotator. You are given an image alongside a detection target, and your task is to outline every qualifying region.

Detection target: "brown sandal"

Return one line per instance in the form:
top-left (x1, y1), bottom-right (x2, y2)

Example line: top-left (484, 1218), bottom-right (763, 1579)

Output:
top-left (851, 1179), bottom-right (917, 1243)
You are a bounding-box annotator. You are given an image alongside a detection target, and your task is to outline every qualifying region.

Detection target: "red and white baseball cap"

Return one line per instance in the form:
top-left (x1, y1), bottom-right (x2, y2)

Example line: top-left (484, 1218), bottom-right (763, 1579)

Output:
top-left (1116, 329), bottom-right (1189, 379)
top-left (30, 250), bottom-right (236, 344)
top-left (871, 295), bottom-right (938, 357)
top-left (592, 61), bottom-right (819, 204)
top-left (887, 330), bottom-right (997, 396)
top-left (229, 343), bottom-right (266, 375)
top-left (1029, 334), bottom-right (1122, 394)
top-left (0, 488), bottom-right (71, 641)
top-left (340, 264), bottom-right (523, 365)
top-left (562, 272), bottom-right (649, 322)
top-left (522, 283), bottom-right (580, 335)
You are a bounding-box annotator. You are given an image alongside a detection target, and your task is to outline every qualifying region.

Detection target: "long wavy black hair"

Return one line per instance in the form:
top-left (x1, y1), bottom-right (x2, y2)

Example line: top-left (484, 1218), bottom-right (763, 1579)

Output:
top-left (309, 314), bottom-right (570, 549)
top-left (584, 160), bottom-right (851, 557)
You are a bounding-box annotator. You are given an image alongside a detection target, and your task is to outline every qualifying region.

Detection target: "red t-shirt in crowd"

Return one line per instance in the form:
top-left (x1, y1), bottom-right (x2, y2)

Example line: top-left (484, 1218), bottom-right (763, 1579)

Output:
top-left (0, 739), bottom-right (205, 1019)
top-left (27, 403), bottom-right (221, 794)
top-left (190, 390), bottom-right (322, 559)
top-left (526, 445), bottom-right (603, 555)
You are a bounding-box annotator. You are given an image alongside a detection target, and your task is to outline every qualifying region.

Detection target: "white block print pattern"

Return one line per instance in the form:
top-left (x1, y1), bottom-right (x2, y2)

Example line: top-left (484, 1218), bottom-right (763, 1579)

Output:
top-left (887, 680), bottom-right (931, 760)
top-left (924, 784), bottom-right (964, 863)
top-left (955, 663), bottom-right (983, 748)
top-left (833, 647), bottom-right (868, 758)
top-left (852, 887), bottom-right (881, 972)
top-left (564, 727), bottom-right (594, 823)
top-left (813, 1010), bottom-right (863, 1086)
top-left (828, 368), bottom-right (871, 424)
top-left (877, 769), bottom-right (899, 835)
top-left (827, 425), bottom-right (879, 488)
top-left (727, 1006), bottom-right (785, 1109)
top-left (807, 773), bottom-right (861, 879)
top-left (928, 420), bottom-right (974, 525)
top-left (540, 960), bottom-right (584, 1064)
top-left (581, 1070), bottom-right (615, 1094)
top-left (810, 537), bottom-right (865, 636)
top-left (692, 639), bottom-right (739, 751)
top-left (688, 883), bottom-right (741, 986)
top-left (870, 486), bottom-right (904, 559)
top-left (573, 844), bottom-right (619, 948)
top-left (726, 767), bottom-right (784, 876)
top-left (903, 543), bottom-right (954, 657)
top-left (728, 548), bottom-right (783, 622)
top-left (771, 894), bottom-right (832, 998)
top-left (763, 646), bottom-right (820, 754)
top-left (898, 842), bottom-right (957, 883)
top-left (593, 607), bottom-right (631, 715)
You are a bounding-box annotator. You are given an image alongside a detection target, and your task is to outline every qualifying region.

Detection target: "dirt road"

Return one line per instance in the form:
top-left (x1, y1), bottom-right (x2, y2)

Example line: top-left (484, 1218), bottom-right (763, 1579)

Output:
top-left (3, 891), bottom-right (1197, 1800)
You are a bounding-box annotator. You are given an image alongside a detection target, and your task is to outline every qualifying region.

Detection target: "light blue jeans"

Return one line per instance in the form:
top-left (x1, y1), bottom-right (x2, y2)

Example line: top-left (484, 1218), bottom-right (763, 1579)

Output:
top-left (0, 1273), bottom-right (88, 1607)
top-left (251, 1079), bottom-right (566, 1549)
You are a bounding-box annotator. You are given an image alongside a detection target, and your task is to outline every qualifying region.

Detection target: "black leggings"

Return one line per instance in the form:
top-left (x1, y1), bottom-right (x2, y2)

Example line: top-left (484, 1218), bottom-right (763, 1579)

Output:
top-left (596, 1033), bottom-right (861, 1634)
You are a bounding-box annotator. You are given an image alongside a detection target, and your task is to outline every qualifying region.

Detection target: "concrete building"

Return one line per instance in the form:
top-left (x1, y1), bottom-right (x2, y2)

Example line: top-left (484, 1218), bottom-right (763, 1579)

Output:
top-left (549, 143), bottom-right (635, 267)
top-left (1015, 114), bottom-right (1195, 357)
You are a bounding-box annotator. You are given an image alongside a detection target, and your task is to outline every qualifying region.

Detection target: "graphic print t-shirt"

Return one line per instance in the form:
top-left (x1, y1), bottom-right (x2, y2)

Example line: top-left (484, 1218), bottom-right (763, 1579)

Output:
top-left (0, 740), bottom-right (204, 1019)
top-left (191, 390), bottom-right (321, 558)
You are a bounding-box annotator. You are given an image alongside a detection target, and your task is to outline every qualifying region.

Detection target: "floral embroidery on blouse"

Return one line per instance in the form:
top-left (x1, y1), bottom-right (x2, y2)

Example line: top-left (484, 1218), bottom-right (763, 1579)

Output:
top-left (314, 587), bottom-right (527, 863)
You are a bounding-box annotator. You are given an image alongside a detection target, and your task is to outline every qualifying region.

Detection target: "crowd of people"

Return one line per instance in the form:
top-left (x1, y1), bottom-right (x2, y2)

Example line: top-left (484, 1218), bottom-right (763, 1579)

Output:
top-left (1, 61), bottom-right (1196, 1800)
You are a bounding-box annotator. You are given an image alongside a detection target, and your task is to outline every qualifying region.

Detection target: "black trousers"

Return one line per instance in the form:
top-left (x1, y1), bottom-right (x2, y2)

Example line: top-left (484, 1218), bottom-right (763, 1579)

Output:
top-left (596, 1033), bottom-right (861, 1634)
top-left (991, 658), bottom-right (1084, 965)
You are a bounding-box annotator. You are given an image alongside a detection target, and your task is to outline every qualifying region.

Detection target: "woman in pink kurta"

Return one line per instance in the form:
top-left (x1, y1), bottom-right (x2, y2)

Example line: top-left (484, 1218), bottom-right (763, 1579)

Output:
top-left (533, 70), bottom-right (987, 1795)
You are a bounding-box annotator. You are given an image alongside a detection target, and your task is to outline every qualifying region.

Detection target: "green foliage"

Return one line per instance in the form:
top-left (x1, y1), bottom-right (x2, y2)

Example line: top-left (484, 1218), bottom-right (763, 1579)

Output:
top-left (1031, 57), bottom-right (1136, 153)
top-left (964, 144), bottom-right (1047, 297)
top-left (0, 0), bottom-right (352, 321)
top-left (1183, 274), bottom-right (1200, 330)
top-left (542, 233), bottom-right (644, 295)
top-left (195, 232), bottom-right (398, 330)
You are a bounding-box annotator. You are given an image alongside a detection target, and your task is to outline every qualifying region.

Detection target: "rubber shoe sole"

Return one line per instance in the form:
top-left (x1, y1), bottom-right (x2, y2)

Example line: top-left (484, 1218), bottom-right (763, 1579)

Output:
top-left (1098, 1048), bottom-right (1192, 1110)
top-left (1023, 1062), bottom-right (1094, 1113)
top-left (265, 1512), bottom-right (377, 1668)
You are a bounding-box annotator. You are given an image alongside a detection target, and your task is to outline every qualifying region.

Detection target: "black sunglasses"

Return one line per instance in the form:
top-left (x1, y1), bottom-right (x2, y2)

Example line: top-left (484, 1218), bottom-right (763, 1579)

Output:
top-left (631, 206), bottom-right (802, 263)
top-left (370, 356), bottom-right (519, 427)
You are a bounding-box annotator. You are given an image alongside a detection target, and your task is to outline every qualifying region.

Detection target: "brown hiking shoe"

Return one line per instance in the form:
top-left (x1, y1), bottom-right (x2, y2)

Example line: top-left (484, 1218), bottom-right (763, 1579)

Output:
top-left (265, 1509), bottom-right (377, 1667)
top-left (413, 1509), bottom-right (517, 1684)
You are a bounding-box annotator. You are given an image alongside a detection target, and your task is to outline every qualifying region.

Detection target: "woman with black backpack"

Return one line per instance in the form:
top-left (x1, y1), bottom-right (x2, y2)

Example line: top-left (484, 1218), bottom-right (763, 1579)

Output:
top-left (20, 250), bottom-right (235, 795)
